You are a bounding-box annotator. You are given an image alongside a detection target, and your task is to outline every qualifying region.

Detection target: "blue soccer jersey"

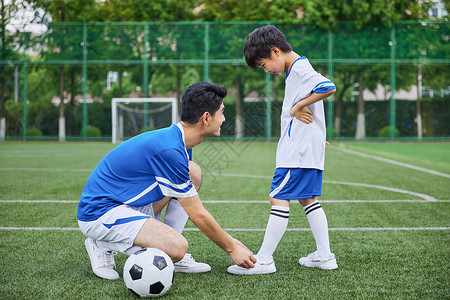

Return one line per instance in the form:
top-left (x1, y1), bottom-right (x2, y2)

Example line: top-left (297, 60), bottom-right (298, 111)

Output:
top-left (77, 124), bottom-right (196, 222)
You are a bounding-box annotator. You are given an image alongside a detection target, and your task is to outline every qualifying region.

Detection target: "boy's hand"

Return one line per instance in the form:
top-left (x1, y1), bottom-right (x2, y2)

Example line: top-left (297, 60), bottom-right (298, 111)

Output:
top-left (291, 106), bottom-right (313, 124)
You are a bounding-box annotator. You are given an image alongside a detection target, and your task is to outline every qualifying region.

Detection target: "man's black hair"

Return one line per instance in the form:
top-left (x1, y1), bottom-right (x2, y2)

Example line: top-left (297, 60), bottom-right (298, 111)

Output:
top-left (243, 25), bottom-right (293, 69)
top-left (180, 81), bottom-right (227, 124)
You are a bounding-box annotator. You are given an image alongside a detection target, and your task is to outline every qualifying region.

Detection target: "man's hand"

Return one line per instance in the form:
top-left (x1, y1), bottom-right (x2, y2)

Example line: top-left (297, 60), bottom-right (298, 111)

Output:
top-left (291, 106), bottom-right (313, 124)
top-left (229, 242), bottom-right (256, 268)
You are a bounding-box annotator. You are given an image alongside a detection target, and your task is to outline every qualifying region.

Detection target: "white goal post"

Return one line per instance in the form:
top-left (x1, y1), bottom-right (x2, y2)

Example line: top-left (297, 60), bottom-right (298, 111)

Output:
top-left (112, 98), bottom-right (178, 144)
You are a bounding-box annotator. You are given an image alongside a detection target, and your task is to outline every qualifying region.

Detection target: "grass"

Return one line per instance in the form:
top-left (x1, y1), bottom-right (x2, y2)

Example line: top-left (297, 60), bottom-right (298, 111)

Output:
top-left (0, 140), bottom-right (449, 299)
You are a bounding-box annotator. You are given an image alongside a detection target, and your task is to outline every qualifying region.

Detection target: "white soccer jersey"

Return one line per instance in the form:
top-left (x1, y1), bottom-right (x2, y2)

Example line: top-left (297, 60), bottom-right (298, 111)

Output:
top-left (276, 56), bottom-right (336, 170)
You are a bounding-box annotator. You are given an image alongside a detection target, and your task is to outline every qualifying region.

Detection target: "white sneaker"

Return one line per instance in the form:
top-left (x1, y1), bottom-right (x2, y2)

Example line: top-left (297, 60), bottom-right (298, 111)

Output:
top-left (85, 238), bottom-right (119, 280)
top-left (227, 258), bottom-right (276, 275)
top-left (299, 252), bottom-right (338, 270)
top-left (174, 253), bottom-right (211, 273)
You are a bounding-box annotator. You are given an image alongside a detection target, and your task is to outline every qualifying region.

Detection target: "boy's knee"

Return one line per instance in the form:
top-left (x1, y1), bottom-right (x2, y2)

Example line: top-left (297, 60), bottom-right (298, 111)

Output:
top-left (189, 161), bottom-right (202, 191)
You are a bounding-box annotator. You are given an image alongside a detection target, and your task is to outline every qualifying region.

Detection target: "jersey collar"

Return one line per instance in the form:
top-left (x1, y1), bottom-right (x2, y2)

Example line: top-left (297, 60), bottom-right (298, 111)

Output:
top-left (176, 122), bottom-right (190, 160)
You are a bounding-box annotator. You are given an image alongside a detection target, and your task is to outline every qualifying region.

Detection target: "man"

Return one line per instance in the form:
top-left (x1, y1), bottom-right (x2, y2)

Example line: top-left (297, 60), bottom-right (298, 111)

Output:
top-left (78, 81), bottom-right (256, 280)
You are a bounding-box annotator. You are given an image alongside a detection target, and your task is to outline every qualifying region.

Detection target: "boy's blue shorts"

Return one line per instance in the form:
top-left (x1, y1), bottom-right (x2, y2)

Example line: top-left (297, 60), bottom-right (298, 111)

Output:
top-left (269, 168), bottom-right (323, 200)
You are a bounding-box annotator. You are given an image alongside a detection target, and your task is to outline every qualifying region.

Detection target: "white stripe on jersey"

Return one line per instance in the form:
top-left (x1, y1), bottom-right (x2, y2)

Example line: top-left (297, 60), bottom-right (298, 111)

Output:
top-left (156, 176), bottom-right (193, 190)
top-left (158, 184), bottom-right (197, 199)
top-left (123, 182), bottom-right (158, 205)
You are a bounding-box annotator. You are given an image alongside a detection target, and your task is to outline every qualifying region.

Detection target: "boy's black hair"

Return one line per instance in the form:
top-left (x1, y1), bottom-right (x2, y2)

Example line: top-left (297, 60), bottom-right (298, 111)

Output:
top-left (243, 25), bottom-right (293, 69)
top-left (181, 81), bottom-right (227, 124)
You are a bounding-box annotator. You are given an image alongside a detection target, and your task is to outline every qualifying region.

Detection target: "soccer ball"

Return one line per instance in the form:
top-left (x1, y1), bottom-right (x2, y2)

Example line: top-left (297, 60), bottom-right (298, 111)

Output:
top-left (123, 248), bottom-right (174, 298)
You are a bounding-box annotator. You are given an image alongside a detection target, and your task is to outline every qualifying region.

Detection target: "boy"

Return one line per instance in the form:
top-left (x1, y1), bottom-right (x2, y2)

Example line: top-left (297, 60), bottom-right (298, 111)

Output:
top-left (78, 81), bottom-right (256, 280)
top-left (228, 25), bottom-right (337, 275)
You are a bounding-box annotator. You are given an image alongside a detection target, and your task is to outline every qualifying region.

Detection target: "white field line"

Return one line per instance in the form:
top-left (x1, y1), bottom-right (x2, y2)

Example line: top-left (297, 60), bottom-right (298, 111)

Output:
top-left (333, 147), bottom-right (450, 178)
top-left (1, 199), bottom-right (450, 204)
top-left (0, 226), bottom-right (449, 232)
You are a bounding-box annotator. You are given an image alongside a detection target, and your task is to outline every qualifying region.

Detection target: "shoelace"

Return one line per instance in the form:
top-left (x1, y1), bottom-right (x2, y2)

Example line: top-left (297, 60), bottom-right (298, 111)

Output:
top-left (175, 253), bottom-right (195, 266)
top-left (183, 253), bottom-right (195, 262)
top-left (98, 250), bottom-right (117, 268)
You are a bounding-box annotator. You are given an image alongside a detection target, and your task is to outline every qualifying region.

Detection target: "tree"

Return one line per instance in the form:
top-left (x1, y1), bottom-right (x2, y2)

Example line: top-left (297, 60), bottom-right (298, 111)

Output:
top-left (299, 0), bottom-right (432, 138)
top-left (29, 0), bottom-right (97, 140)
top-left (1, 0), bottom-right (24, 138)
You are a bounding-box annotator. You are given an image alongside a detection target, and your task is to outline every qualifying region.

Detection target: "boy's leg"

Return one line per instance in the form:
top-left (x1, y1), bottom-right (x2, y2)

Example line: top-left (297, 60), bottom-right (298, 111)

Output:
top-left (227, 197), bottom-right (289, 275)
top-left (255, 197), bottom-right (290, 262)
top-left (298, 197), bottom-right (337, 270)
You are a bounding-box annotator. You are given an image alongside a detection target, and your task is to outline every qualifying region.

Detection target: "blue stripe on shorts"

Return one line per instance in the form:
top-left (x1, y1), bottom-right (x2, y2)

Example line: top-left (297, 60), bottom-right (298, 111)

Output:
top-left (269, 168), bottom-right (323, 200)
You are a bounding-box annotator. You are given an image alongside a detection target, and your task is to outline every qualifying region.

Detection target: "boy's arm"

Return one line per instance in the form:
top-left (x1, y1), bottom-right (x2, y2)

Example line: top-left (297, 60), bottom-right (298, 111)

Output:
top-left (178, 194), bottom-right (256, 268)
top-left (290, 89), bottom-right (336, 119)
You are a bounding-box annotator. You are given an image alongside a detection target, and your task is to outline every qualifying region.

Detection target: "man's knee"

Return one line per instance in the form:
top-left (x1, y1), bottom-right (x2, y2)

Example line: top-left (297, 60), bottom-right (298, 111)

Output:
top-left (172, 235), bottom-right (189, 262)
top-left (189, 161), bottom-right (202, 192)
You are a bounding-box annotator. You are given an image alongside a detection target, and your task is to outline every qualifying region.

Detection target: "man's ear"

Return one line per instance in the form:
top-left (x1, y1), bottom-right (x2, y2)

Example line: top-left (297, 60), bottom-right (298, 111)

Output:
top-left (200, 112), bottom-right (210, 126)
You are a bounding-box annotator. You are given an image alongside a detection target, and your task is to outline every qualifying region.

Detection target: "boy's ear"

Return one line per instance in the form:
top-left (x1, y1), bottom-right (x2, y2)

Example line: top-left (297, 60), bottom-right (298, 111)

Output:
top-left (272, 47), bottom-right (281, 57)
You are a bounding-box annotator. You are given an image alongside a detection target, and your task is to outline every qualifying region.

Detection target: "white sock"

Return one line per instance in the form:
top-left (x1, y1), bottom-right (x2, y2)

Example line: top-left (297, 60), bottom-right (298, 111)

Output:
top-left (256, 205), bottom-right (290, 263)
top-left (303, 200), bottom-right (331, 259)
top-left (155, 210), bottom-right (162, 221)
top-left (163, 198), bottom-right (188, 234)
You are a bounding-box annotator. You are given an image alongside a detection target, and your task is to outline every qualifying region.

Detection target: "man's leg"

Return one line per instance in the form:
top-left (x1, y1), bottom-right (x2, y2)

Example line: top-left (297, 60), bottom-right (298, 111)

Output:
top-left (81, 204), bottom-right (177, 281)
top-left (153, 161), bottom-right (201, 233)
top-left (133, 217), bottom-right (188, 263)
top-left (151, 161), bottom-right (211, 273)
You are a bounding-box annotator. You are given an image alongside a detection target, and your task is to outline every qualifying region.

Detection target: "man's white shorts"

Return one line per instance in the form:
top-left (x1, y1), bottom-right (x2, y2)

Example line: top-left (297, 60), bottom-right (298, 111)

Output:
top-left (78, 204), bottom-right (155, 255)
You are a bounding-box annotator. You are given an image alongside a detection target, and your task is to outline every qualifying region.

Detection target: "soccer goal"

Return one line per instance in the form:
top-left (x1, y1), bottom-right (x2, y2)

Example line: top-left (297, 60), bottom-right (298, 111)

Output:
top-left (111, 98), bottom-right (178, 144)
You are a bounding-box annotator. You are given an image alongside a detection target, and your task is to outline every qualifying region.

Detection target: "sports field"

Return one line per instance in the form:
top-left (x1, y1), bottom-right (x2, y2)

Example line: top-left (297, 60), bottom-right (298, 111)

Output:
top-left (1, 141), bottom-right (449, 299)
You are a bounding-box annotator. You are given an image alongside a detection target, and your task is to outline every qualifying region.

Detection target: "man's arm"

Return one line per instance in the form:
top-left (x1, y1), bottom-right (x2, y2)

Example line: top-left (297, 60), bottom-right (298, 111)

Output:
top-left (290, 89), bottom-right (336, 120)
top-left (178, 194), bottom-right (256, 268)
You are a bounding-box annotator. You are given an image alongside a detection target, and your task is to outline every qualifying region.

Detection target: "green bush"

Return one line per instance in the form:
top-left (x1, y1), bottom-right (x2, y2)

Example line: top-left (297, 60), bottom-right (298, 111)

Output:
top-left (378, 125), bottom-right (400, 138)
top-left (83, 125), bottom-right (102, 137)
top-left (26, 127), bottom-right (43, 137)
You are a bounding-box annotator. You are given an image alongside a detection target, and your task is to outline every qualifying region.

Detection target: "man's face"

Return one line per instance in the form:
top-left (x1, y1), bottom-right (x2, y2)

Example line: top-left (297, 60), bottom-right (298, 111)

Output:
top-left (208, 103), bottom-right (226, 137)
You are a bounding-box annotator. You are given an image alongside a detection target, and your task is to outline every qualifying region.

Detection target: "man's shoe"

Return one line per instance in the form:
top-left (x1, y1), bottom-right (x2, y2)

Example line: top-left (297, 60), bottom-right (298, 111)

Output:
top-left (227, 259), bottom-right (276, 275)
top-left (299, 252), bottom-right (338, 270)
top-left (85, 238), bottom-right (119, 280)
top-left (174, 253), bottom-right (211, 273)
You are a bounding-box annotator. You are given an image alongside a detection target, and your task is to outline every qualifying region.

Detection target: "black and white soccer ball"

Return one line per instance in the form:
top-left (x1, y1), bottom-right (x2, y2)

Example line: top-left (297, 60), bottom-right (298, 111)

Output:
top-left (123, 248), bottom-right (174, 298)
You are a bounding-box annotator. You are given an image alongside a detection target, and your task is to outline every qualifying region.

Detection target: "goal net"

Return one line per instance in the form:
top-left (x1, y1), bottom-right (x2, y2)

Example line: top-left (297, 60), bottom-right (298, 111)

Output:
top-left (112, 98), bottom-right (178, 144)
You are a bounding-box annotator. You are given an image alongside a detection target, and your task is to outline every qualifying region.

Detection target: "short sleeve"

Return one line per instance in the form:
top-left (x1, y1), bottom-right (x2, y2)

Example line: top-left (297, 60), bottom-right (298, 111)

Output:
top-left (311, 80), bottom-right (336, 94)
top-left (151, 148), bottom-right (197, 199)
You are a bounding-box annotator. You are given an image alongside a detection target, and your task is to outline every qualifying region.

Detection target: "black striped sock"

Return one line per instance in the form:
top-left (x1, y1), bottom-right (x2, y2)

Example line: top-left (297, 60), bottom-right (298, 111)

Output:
top-left (304, 201), bottom-right (321, 215)
top-left (270, 207), bottom-right (290, 219)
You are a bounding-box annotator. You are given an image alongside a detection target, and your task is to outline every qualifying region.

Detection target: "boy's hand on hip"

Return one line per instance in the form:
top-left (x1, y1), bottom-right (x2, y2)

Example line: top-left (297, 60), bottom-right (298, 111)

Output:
top-left (291, 106), bottom-right (313, 124)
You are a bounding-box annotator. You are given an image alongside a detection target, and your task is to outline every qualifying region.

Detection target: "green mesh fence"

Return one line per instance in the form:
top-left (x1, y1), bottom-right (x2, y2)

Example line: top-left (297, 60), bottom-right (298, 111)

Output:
top-left (0, 21), bottom-right (449, 141)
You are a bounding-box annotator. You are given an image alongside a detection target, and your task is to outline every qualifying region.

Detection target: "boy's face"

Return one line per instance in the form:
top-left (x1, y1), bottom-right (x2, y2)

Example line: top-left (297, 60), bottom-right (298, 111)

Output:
top-left (258, 48), bottom-right (285, 76)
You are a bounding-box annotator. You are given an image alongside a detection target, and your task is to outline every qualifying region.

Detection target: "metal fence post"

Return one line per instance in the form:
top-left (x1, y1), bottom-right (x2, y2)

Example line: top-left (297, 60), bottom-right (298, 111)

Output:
top-left (265, 72), bottom-right (272, 141)
top-left (143, 23), bottom-right (149, 129)
top-left (204, 22), bottom-right (210, 82)
top-left (82, 23), bottom-right (88, 139)
top-left (327, 30), bottom-right (334, 140)
top-left (390, 24), bottom-right (396, 139)
top-left (22, 34), bottom-right (27, 139)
